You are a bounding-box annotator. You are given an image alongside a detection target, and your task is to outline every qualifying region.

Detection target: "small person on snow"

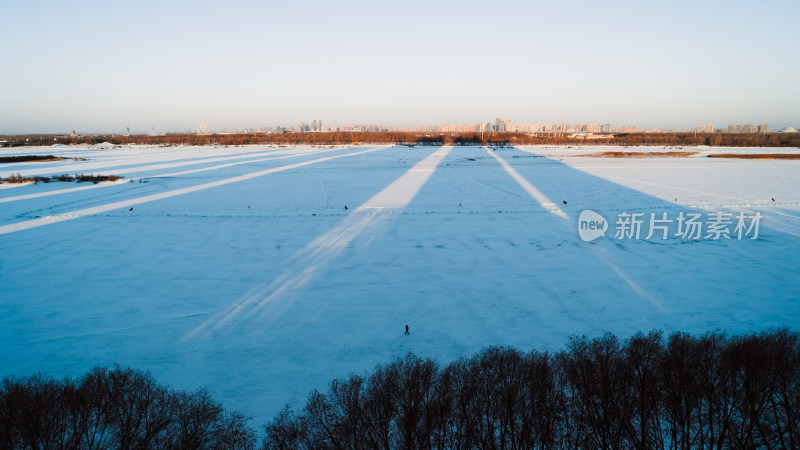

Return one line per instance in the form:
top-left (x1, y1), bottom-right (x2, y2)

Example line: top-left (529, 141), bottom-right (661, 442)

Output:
top-left (344, 205), bottom-right (348, 210)
top-left (405, 325), bottom-right (410, 335)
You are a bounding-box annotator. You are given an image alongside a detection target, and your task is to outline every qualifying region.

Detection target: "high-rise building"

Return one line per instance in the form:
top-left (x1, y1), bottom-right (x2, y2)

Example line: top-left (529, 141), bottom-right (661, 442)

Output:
top-left (758, 124), bottom-right (769, 134)
top-left (698, 125), bottom-right (715, 133)
top-left (727, 124), bottom-right (745, 133)
top-left (585, 124), bottom-right (601, 133)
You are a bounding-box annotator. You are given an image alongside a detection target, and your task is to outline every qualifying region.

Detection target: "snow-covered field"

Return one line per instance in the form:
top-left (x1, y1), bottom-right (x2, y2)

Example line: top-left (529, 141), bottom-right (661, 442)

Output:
top-left (2, 144), bottom-right (799, 423)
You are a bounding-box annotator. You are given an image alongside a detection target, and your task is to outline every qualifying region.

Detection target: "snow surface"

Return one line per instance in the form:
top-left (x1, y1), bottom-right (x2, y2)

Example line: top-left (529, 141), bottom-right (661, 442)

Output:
top-left (1, 144), bottom-right (799, 424)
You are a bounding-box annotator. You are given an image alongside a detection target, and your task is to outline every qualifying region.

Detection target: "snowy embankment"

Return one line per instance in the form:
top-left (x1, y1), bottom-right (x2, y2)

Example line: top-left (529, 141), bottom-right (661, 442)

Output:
top-left (1, 144), bottom-right (798, 423)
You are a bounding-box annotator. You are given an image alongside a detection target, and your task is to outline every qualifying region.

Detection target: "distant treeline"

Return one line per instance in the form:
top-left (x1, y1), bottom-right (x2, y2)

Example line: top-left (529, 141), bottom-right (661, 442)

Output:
top-left (3, 329), bottom-right (798, 449)
top-left (3, 132), bottom-right (800, 148)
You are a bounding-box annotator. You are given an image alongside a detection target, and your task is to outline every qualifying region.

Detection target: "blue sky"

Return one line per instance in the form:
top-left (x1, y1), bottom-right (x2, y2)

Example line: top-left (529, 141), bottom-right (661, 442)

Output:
top-left (2, 0), bottom-right (798, 133)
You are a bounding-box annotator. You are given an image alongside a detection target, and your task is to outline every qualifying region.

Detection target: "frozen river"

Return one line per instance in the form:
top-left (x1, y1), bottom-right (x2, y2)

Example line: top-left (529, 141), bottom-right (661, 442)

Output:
top-left (2, 143), bottom-right (799, 423)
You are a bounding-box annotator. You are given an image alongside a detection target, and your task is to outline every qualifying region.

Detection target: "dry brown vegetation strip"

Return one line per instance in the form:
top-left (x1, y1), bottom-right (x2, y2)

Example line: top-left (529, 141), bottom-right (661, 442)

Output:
top-left (4, 131), bottom-right (800, 147)
top-left (0, 155), bottom-right (64, 163)
top-left (707, 153), bottom-right (800, 160)
top-left (0, 173), bottom-right (121, 184)
top-left (575, 151), bottom-right (698, 158)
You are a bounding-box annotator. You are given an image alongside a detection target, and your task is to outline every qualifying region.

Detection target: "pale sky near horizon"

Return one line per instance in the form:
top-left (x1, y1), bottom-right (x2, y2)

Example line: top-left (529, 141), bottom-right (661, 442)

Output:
top-left (2, 0), bottom-right (798, 134)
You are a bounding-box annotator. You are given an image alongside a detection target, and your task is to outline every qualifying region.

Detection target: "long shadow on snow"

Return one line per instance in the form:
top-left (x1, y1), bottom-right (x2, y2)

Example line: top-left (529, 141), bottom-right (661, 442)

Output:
top-left (295, 144), bottom-right (800, 358)
top-left (0, 146), bottom-right (380, 223)
top-left (493, 145), bottom-right (800, 333)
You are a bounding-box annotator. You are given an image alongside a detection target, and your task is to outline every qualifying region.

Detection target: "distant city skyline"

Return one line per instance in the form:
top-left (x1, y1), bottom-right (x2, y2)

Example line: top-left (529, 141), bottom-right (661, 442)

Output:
top-left (222, 119), bottom-right (781, 135)
top-left (71, 119), bottom-right (787, 137)
top-left (2, 0), bottom-right (798, 134)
